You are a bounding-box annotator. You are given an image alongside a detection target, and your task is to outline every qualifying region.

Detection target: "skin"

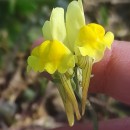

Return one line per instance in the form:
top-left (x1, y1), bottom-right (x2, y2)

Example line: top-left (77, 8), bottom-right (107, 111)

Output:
top-left (32, 39), bottom-right (130, 130)
top-left (89, 40), bottom-right (130, 105)
top-left (52, 117), bottom-right (130, 130)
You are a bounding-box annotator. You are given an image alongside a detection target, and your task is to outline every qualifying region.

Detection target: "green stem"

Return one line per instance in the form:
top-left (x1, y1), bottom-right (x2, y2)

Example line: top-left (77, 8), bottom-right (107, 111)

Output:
top-left (73, 67), bottom-right (81, 100)
top-left (87, 100), bottom-right (98, 130)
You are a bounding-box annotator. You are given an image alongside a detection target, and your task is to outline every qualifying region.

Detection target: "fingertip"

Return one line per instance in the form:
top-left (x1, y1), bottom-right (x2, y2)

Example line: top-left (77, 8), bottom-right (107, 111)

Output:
top-left (89, 40), bottom-right (130, 105)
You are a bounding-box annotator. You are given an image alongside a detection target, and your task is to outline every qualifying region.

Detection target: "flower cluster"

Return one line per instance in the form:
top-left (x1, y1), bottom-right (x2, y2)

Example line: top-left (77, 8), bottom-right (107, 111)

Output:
top-left (27, 0), bottom-right (114, 126)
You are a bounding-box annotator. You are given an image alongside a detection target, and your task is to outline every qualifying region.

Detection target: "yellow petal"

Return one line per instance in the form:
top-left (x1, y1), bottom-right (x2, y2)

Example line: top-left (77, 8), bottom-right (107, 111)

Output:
top-left (87, 23), bottom-right (105, 38)
top-left (78, 0), bottom-right (84, 12)
top-left (50, 8), bottom-right (66, 42)
top-left (103, 31), bottom-right (114, 49)
top-left (27, 40), bottom-right (75, 74)
top-left (27, 55), bottom-right (45, 72)
top-left (76, 43), bottom-right (106, 62)
top-left (42, 21), bottom-right (52, 40)
top-left (66, 0), bottom-right (85, 52)
top-left (42, 8), bottom-right (66, 42)
top-left (77, 24), bottom-right (105, 45)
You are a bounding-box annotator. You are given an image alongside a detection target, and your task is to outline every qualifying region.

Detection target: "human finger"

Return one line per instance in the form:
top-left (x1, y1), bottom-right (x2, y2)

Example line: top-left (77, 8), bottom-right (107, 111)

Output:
top-left (89, 40), bottom-right (130, 105)
top-left (52, 117), bottom-right (130, 130)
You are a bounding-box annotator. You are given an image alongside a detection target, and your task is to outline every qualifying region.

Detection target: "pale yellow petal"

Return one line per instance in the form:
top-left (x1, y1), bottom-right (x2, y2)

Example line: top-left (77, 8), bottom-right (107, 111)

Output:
top-left (58, 54), bottom-right (75, 73)
top-left (66, 0), bottom-right (85, 52)
top-left (42, 21), bottom-right (52, 40)
top-left (103, 31), bottom-right (114, 49)
top-left (78, 0), bottom-right (84, 12)
top-left (77, 43), bottom-right (106, 62)
top-left (27, 55), bottom-right (44, 72)
top-left (50, 8), bottom-right (66, 42)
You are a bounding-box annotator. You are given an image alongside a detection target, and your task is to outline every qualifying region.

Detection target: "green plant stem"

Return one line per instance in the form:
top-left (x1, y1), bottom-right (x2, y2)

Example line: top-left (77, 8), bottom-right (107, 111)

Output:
top-left (87, 100), bottom-right (98, 130)
top-left (73, 67), bottom-right (81, 100)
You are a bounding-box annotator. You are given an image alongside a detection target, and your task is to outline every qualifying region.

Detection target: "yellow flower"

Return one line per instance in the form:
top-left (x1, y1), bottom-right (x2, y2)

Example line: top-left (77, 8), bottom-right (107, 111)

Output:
top-left (28, 8), bottom-right (75, 73)
top-left (75, 23), bottom-right (114, 62)
top-left (27, 0), bottom-right (114, 126)
top-left (27, 7), bottom-right (81, 126)
top-left (66, 0), bottom-right (114, 115)
top-left (75, 24), bottom-right (114, 116)
top-left (27, 40), bottom-right (75, 74)
top-left (42, 8), bottom-right (66, 43)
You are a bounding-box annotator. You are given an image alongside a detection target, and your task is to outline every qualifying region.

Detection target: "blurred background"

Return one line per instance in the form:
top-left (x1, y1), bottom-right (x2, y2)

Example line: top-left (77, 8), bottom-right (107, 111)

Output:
top-left (0, 0), bottom-right (130, 130)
